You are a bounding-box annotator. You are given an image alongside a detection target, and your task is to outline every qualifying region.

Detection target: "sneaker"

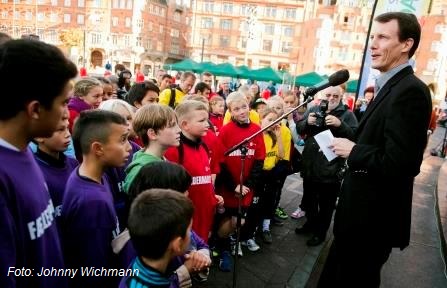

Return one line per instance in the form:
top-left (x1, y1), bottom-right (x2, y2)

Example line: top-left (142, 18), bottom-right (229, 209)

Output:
top-left (291, 207), bottom-right (306, 219)
top-left (261, 230), bottom-right (273, 244)
top-left (219, 251), bottom-right (232, 272)
top-left (275, 207), bottom-right (289, 220)
top-left (241, 238), bottom-right (260, 252)
top-left (231, 242), bottom-right (243, 257)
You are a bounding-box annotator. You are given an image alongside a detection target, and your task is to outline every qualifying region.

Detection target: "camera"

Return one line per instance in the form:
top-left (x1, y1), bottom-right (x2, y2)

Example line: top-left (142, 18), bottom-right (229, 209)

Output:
top-left (315, 99), bottom-right (329, 127)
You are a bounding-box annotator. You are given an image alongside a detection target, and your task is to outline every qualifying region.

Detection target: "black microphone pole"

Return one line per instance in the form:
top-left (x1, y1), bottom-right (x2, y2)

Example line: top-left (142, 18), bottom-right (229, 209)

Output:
top-left (227, 91), bottom-right (315, 288)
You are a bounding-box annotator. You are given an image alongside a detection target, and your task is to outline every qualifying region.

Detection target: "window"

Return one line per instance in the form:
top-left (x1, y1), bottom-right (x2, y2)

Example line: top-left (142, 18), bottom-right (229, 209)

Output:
top-left (37, 12), bottom-right (44, 22)
top-left (220, 19), bottom-right (232, 30)
top-left (174, 11), bottom-right (181, 22)
top-left (25, 11), bottom-right (32, 21)
top-left (240, 5), bottom-right (247, 16)
top-left (281, 41), bottom-right (291, 53)
top-left (160, 8), bottom-right (165, 17)
top-left (14, 11), bottom-right (20, 20)
top-left (263, 40), bottom-right (272, 51)
top-left (222, 2), bottom-right (233, 14)
top-left (78, 0), bottom-right (85, 7)
top-left (170, 43), bottom-right (180, 55)
top-left (50, 12), bottom-right (57, 23)
top-left (137, 19), bottom-right (143, 28)
top-left (77, 14), bottom-right (84, 24)
top-left (127, 0), bottom-right (132, 9)
top-left (241, 38), bottom-right (247, 48)
top-left (50, 0), bottom-right (57, 6)
top-left (219, 36), bottom-right (230, 47)
top-left (112, 17), bottom-right (118, 26)
top-left (136, 36), bottom-right (142, 47)
top-left (1, 11), bottom-right (7, 19)
top-left (63, 14), bottom-right (71, 23)
top-left (112, 0), bottom-right (118, 8)
top-left (148, 22), bottom-right (153, 31)
top-left (93, 0), bottom-right (101, 8)
top-left (124, 35), bottom-right (130, 46)
top-left (285, 8), bottom-right (296, 19)
top-left (283, 26), bottom-right (294, 37)
top-left (264, 24), bottom-right (274, 35)
top-left (64, 0), bottom-right (71, 6)
top-left (145, 39), bottom-right (152, 49)
top-left (91, 32), bottom-right (102, 45)
top-left (125, 17), bottom-right (131, 27)
top-left (171, 29), bottom-right (179, 38)
top-left (159, 25), bottom-right (163, 33)
top-left (265, 6), bottom-right (276, 18)
top-left (120, 0), bottom-right (125, 9)
top-left (112, 35), bottom-right (118, 45)
top-left (203, 1), bottom-right (213, 13)
top-left (201, 18), bottom-right (213, 29)
top-left (157, 41), bottom-right (162, 51)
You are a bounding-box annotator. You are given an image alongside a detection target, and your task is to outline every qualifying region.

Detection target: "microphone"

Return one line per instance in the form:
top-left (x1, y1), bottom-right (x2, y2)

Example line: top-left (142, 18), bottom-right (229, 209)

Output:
top-left (304, 69), bottom-right (350, 98)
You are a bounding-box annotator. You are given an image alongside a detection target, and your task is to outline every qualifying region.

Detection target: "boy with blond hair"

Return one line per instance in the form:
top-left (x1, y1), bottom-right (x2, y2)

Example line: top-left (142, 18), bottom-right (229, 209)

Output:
top-left (165, 100), bottom-right (223, 243)
top-left (124, 104), bottom-right (181, 192)
top-left (213, 92), bottom-right (266, 271)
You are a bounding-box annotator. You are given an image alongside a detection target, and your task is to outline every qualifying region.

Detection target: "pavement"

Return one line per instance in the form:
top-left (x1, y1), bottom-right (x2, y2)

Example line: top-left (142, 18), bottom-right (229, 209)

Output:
top-left (198, 127), bottom-right (447, 288)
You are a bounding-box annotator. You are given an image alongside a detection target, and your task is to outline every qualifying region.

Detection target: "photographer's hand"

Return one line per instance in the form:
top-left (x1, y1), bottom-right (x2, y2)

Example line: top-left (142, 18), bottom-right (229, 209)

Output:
top-left (325, 115), bottom-right (341, 127)
top-left (308, 113), bottom-right (317, 125)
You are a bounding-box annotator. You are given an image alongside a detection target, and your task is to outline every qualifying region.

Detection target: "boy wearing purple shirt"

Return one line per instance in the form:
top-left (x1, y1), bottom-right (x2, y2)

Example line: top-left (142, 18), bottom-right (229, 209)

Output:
top-left (61, 110), bottom-right (131, 287)
top-left (0, 40), bottom-right (77, 288)
top-left (34, 111), bottom-right (78, 221)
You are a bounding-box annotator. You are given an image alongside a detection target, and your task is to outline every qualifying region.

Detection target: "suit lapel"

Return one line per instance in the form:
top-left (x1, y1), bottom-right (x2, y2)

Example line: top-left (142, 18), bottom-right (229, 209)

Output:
top-left (357, 66), bottom-right (414, 132)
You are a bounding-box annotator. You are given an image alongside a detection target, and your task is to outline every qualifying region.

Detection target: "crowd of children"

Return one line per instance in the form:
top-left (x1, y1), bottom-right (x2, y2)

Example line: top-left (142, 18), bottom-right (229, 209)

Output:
top-left (1, 39), bottom-right (314, 288)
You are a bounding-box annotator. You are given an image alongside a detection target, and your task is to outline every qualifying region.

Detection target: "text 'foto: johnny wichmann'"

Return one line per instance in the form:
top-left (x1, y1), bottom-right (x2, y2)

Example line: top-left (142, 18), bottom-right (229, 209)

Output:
top-left (36, 267), bottom-right (139, 278)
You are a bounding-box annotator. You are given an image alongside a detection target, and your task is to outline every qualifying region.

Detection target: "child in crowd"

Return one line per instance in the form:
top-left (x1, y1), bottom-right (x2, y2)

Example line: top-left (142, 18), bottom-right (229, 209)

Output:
top-left (99, 99), bottom-right (141, 230)
top-left (124, 104), bottom-right (181, 192)
top-left (257, 108), bottom-right (286, 244)
top-left (194, 82), bottom-right (211, 99)
top-left (223, 86), bottom-right (260, 125)
top-left (34, 109), bottom-right (78, 224)
top-left (120, 189), bottom-right (195, 288)
top-left (0, 39), bottom-right (77, 288)
top-left (68, 77), bottom-right (103, 131)
top-left (61, 110), bottom-right (132, 287)
top-left (96, 76), bottom-right (116, 100)
top-left (253, 98), bottom-right (267, 115)
top-left (209, 95), bottom-right (225, 134)
top-left (266, 96), bottom-right (292, 222)
top-left (214, 92), bottom-right (266, 271)
top-left (116, 161), bottom-right (211, 286)
top-left (165, 100), bottom-right (223, 243)
top-left (126, 80), bottom-right (160, 109)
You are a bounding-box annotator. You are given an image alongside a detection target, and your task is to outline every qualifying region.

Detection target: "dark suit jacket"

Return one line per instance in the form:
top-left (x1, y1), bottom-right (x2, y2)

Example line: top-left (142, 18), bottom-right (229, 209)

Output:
top-left (334, 66), bottom-right (432, 249)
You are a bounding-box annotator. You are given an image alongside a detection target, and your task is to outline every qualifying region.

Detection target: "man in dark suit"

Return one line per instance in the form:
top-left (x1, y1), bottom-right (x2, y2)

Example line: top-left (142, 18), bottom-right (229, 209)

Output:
top-left (319, 12), bottom-right (432, 287)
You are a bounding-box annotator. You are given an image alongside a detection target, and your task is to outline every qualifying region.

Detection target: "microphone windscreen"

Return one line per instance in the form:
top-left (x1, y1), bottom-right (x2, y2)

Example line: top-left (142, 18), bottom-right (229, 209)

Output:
top-left (328, 69), bottom-right (350, 86)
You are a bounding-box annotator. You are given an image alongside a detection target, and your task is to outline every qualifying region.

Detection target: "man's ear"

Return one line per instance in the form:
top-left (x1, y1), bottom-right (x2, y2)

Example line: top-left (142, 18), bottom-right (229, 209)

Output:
top-left (27, 100), bottom-right (41, 120)
top-left (402, 38), bottom-right (414, 54)
top-left (34, 137), bottom-right (45, 144)
top-left (169, 236), bottom-right (185, 256)
top-left (91, 141), bottom-right (104, 156)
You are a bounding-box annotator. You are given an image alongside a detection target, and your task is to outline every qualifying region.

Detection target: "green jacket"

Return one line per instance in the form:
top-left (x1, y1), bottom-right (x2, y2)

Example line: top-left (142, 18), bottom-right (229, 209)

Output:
top-left (124, 150), bottom-right (163, 193)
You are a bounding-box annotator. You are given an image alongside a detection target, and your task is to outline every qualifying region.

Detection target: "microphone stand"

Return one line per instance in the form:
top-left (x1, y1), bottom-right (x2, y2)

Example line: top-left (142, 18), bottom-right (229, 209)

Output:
top-left (225, 94), bottom-right (315, 288)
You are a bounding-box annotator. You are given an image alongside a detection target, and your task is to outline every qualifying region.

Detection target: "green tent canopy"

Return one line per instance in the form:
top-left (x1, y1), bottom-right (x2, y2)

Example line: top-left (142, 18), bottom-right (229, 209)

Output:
top-left (163, 58), bottom-right (201, 72)
top-left (210, 63), bottom-right (239, 77)
top-left (249, 67), bottom-right (282, 83)
top-left (294, 72), bottom-right (327, 87)
top-left (196, 61), bottom-right (217, 74)
top-left (346, 79), bottom-right (358, 93)
top-left (235, 65), bottom-right (251, 78)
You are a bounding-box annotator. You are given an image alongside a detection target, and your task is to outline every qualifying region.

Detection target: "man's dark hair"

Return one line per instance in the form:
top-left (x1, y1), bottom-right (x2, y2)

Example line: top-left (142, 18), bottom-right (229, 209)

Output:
top-left (128, 189), bottom-right (194, 259)
top-left (72, 110), bottom-right (126, 156)
top-left (118, 69), bottom-right (132, 89)
top-left (0, 32), bottom-right (12, 45)
top-left (364, 86), bottom-right (374, 95)
top-left (126, 81), bottom-right (160, 107)
top-left (115, 63), bottom-right (125, 74)
top-left (202, 71), bottom-right (213, 78)
top-left (128, 161), bottom-right (192, 204)
top-left (375, 12), bottom-right (421, 58)
top-left (0, 40), bottom-right (77, 120)
top-left (194, 82), bottom-right (211, 94)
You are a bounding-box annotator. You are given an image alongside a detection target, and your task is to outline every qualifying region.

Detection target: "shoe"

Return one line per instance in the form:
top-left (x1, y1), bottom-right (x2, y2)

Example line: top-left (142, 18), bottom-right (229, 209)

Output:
top-left (231, 242), bottom-right (243, 257)
top-left (219, 251), bottom-right (232, 272)
top-left (272, 217), bottom-right (284, 226)
top-left (241, 238), bottom-right (260, 252)
top-left (291, 207), bottom-right (306, 219)
top-left (275, 207), bottom-right (289, 220)
top-left (306, 235), bottom-right (325, 246)
top-left (261, 230), bottom-right (273, 244)
top-left (294, 225), bottom-right (311, 234)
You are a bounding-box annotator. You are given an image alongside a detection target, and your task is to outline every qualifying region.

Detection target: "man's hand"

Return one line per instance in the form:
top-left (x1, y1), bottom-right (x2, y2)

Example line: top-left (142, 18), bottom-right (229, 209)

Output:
top-left (308, 112), bottom-right (317, 125)
top-left (215, 195), bottom-right (224, 206)
top-left (329, 137), bottom-right (355, 158)
top-left (325, 115), bottom-right (341, 127)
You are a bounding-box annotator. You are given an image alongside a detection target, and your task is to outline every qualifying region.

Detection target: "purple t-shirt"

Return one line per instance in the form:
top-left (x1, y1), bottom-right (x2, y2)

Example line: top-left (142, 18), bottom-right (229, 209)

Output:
top-left (34, 150), bottom-right (79, 219)
top-left (61, 168), bottom-right (121, 287)
top-left (0, 145), bottom-right (67, 288)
